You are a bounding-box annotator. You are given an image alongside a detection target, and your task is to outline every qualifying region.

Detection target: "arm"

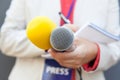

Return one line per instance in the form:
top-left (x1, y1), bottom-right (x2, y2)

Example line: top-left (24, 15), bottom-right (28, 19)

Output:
top-left (95, 0), bottom-right (120, 71)
top-left (83, 0), bottom-right (120, 72)
top-left (0, 0), bottom-right (45, 58)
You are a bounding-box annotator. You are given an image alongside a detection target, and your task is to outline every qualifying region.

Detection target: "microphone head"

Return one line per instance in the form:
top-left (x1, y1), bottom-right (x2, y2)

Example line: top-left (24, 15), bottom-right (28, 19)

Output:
top-left (26, 16), bottom-right (56, 50)
top-left (50, 27), bottom-right (74, 51)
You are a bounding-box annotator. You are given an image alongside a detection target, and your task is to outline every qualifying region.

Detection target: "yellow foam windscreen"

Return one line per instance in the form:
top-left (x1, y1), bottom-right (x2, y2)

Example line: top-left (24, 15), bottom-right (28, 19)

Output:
top-left (26, 16), bottom-right (56, 50)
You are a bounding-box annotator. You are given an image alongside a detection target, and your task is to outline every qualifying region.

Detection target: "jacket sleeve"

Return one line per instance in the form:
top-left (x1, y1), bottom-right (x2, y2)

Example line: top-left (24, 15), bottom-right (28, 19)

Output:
top-left (82, 0), bottom-right (120, 72)
top-left (96, 0), bottom-right (120, 71)
top-left (0, 0), bottom-right (45, 58)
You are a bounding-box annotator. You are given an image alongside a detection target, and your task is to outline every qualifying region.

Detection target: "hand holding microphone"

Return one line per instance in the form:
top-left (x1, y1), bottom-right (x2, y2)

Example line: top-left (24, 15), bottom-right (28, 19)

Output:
top-left (48, 13), bottom-right (98, 68)
top-left (49, 24), bottom-right (98, 68)
top-left (26, 16), bottom-right (98, 69)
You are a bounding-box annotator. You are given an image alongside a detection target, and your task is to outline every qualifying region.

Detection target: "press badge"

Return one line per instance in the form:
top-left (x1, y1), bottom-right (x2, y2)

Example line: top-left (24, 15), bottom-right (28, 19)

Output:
top-left (42, 59), bottom-right (74, 80)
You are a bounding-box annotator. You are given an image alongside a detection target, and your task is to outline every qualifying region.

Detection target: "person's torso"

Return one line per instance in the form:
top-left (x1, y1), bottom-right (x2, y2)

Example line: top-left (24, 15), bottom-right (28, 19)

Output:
top-left (25, 0), bottom-right (109, 29)
top-left (9, 0), bottom-right (110, 80)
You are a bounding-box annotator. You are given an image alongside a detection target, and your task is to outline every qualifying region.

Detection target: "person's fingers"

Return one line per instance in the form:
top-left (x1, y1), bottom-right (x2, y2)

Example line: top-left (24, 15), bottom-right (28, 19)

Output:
top-left (48, 48), bottom-right (84, 68)
top-left (59, 62), bottom-right (81, 69)
top-left (48, 49), bottom-right (76, 59)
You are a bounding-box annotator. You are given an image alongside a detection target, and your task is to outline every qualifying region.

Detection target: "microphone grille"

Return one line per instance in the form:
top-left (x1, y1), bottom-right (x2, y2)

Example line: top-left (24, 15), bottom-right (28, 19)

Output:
top-left (50, 27), bottom-right (74, 51)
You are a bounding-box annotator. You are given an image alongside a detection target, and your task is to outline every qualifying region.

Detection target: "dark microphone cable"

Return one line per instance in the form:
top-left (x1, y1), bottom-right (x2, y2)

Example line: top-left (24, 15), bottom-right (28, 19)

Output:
top-left (77, 68), bottom-right (83, 80)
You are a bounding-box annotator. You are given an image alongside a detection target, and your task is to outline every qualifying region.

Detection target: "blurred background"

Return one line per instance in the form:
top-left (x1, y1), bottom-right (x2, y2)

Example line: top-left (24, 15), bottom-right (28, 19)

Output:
top-left (0, 0), bottom-right (120, 80)
top-left (0, 0), bottom-right (15, 80)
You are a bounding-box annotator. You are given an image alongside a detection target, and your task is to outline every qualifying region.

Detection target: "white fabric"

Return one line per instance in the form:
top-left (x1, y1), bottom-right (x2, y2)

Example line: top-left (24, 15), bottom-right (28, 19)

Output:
top-left (0, 0), bottom-right (120, 80)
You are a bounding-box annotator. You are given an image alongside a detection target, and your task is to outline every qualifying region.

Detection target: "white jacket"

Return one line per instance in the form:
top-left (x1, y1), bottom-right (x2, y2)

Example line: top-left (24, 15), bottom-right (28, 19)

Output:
top-left (0, 0), bottom-right (120, 80)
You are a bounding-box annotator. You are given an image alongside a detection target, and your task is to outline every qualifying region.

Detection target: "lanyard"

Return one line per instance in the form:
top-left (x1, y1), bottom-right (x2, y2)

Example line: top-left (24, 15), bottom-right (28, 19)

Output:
top-left (60, 0), bottom-right (76, 25)
top-left (66, 0), bottom-right (76, 19)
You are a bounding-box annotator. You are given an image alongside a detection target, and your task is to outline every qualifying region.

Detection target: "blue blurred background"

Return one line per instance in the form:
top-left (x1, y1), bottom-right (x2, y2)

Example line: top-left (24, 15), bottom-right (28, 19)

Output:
top-left (0, 0), bottom-right (120, 80)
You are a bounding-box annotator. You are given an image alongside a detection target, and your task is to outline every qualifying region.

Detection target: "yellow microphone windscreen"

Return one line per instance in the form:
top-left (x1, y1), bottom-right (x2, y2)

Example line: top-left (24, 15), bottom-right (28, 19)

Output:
top-left (26, 16), bottom-right (56, 50)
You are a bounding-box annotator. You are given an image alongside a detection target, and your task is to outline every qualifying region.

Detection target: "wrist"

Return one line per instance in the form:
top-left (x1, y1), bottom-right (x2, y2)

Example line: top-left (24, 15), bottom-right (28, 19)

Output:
top-left (82, 43), bottom-right (100, 71)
